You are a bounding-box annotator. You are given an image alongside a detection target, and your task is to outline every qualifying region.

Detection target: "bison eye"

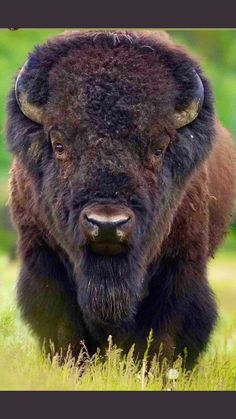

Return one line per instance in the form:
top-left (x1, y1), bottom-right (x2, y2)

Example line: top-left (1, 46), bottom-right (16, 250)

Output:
top-left (149, 132), bottom-right (170, 158)
top-left (53, 142), bottom-right (65, 154)
top-left (51, 140), bottom-right (67, 160)
top-left (150, 144), bottom-right (166, 158)
top-left (153, 148), bottom-right (163, 157)
top-left (49, 130), bottom-right (67, 160)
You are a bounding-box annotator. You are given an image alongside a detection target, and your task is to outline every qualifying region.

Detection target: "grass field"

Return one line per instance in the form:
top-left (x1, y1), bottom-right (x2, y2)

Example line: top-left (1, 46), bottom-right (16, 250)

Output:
top-left (0, 248), bottom-right (236, 391)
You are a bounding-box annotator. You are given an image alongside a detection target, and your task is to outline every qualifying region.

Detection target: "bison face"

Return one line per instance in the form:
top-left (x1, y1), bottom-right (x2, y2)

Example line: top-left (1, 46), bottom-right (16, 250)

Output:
top-left (8, 32), bottom-right (213, 328)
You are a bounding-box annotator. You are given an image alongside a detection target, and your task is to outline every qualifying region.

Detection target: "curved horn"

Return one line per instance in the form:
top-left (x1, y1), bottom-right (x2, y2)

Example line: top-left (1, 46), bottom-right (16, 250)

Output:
top-left (173, 71), bottom-right (204, 129)
top-left (15, 60), bottom-right (45, 125)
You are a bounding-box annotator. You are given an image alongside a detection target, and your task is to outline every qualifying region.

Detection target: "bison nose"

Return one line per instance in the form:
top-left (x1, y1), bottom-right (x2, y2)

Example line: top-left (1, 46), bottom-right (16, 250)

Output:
top-left (80, 205), bottom-right (135, 255)
top-left (85, 213), bottom-right (130, 236)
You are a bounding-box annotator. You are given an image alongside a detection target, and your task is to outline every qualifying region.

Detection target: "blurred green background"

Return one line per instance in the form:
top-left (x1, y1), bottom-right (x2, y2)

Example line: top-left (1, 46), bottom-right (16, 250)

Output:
top-left (0, 29), bottom-right (236, 256)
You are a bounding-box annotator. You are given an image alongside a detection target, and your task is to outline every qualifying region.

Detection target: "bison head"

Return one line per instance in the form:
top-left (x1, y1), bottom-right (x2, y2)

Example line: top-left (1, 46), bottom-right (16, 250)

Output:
top-left (7, 31), bottom-right (214, 330)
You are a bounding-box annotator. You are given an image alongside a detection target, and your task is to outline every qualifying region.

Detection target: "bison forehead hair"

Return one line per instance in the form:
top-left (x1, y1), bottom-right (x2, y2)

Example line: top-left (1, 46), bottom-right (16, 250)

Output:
top-left (7, 30), bottom-right (216, 331)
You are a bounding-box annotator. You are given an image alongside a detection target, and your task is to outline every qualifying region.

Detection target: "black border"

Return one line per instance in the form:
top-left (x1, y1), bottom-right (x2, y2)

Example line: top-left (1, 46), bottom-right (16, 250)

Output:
top-left (1, 391), bottom-right (236, 418)
top-left (1, 0), bottom-right (236, 28)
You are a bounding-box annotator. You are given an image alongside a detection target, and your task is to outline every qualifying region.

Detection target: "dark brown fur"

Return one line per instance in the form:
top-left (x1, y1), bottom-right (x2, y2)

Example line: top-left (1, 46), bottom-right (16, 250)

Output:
top-left (6, 30), bottom-right (236, 368)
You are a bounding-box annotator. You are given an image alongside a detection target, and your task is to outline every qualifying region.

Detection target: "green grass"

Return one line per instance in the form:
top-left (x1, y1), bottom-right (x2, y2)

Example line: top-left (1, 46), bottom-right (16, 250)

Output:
top-left (0, 250), bottom-right (236, 390)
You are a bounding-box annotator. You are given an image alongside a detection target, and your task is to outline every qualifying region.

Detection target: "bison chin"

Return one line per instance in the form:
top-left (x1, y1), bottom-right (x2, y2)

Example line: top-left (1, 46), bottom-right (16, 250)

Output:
top-left (76, 250), bottom-right (145, 328)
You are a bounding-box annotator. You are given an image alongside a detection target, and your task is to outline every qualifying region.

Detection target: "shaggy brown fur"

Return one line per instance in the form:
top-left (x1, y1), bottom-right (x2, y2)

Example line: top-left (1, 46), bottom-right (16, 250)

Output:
top-left (6, 30), bottom-right (236, 369)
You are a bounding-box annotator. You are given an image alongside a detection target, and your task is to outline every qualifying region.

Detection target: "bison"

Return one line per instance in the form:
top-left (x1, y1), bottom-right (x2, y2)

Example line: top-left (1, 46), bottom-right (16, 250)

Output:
top-left (6, 30), bottom-right (236, 369)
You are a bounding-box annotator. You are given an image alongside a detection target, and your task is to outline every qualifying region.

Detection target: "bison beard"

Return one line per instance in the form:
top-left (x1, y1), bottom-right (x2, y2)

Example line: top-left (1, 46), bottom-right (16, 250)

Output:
top-left (76, 251), bottom-right (144, 328)
top-left (6, 30), bottom-right (236, 369)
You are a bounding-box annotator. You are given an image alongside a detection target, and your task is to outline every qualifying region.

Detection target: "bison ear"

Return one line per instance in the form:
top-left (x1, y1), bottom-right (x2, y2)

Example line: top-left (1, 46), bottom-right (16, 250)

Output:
top-left (15, 60), bottom-right (45, 125)
top-left (173, 71), bottom-right (204, 129)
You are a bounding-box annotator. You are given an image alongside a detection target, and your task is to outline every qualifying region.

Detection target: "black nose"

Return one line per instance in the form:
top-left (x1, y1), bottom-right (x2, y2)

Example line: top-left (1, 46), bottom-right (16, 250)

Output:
top-left (80, 204), bottom-right (135, 255)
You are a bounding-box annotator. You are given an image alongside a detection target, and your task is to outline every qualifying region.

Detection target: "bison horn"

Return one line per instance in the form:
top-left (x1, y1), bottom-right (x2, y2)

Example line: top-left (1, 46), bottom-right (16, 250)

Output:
top-left (15, 60), bottom-right (45, 125)
top-left (173, 71), bottom-right (204, 129)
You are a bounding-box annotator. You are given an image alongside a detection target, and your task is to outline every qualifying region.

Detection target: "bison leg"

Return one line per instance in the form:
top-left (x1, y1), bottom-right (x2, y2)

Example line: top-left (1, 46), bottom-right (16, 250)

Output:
top-left (163, 274), bottom-right (218, 370)
top-left (136, 257), bottom-right (218, 370)
top-left (174, 282), bottom-right (218, 370)
top-left (17, 241), bottom-right (85, 361)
